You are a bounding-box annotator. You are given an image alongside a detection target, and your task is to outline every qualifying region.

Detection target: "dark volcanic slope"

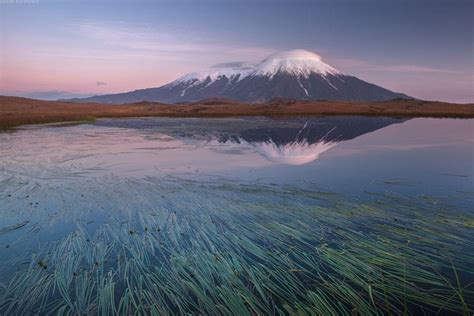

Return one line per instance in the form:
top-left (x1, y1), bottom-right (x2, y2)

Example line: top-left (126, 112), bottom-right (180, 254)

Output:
top-left (66, 50), bottom-right (410, 104)
top-left (216, 73), bottom-right (408, 102)
top-left (67, 72), bottom-right (408, 104)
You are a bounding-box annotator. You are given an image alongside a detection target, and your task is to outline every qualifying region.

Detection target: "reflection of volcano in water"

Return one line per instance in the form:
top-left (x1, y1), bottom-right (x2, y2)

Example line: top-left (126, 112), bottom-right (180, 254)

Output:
top-left (217, 117), bottom-right (406, 165)
top-left (93, 116), bottom-right (407, 165)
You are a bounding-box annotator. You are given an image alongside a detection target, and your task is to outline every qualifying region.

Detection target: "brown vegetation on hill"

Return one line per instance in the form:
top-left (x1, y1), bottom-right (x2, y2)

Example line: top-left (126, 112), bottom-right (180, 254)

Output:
top-left (0, 96), bottom-right (472, 129)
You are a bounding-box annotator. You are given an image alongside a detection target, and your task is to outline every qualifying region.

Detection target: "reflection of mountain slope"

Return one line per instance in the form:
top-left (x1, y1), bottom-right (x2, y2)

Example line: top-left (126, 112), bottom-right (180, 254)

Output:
top-left (219, 117), bottom-right (406, 146)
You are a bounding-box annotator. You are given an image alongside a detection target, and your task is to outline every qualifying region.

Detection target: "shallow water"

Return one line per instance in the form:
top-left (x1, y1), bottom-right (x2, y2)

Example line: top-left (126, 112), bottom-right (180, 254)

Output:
top-left (0, 117), bottom-right (473, 314)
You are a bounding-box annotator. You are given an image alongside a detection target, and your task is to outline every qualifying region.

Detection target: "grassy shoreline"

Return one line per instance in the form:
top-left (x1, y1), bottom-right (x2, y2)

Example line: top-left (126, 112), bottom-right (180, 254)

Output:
top-left (1, 95), bottom-right (473, 130)
top-left (1, 176), bottom-right (473, 314)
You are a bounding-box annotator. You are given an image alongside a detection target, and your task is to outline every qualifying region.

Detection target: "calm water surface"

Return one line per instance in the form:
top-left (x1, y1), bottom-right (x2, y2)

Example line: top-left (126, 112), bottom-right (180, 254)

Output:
top-left (0, 117), bottom-right (472, 314)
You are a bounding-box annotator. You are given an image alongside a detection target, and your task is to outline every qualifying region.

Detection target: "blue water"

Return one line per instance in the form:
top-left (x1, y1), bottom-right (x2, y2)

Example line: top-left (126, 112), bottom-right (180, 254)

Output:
top-left (0, 117), bottom-right (472, 314)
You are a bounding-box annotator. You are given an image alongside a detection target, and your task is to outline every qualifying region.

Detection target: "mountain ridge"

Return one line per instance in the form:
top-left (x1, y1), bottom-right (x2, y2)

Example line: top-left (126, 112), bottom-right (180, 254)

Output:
top-left (64, 50), bottom-right (411, 104)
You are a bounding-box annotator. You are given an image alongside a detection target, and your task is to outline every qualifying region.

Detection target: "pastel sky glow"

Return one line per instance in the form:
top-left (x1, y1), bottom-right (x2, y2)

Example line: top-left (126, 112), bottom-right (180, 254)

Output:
top-left (1, 0), bottom-right (473, 102)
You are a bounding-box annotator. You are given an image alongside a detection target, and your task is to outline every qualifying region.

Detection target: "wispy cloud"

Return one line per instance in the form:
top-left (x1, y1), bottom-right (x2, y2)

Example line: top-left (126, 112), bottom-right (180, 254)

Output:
top-left (78, 23), bottom-right (205, 53)
top-left (96, 81), bottom-right (107, 86)
top-left (211, 62), bottom-right (254, 69)
top-left (378, 65), bottom-right (461, 74)
top-left (333, 58), bottom-right (462, 74)
top-left (76, 22), bottom-right (274, 61)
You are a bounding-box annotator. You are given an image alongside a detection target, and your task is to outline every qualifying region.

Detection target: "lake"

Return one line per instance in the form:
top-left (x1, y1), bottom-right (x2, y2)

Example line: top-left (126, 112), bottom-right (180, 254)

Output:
top-left (0, 116), bottom-right (472, 314)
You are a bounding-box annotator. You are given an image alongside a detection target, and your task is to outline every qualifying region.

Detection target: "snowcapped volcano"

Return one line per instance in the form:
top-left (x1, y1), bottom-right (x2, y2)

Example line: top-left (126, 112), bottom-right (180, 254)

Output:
top-left (67, 49), bottom-right (410, 104)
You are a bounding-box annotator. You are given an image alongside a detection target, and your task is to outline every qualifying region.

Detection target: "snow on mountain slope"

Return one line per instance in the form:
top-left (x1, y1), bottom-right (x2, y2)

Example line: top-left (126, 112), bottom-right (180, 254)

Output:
top-left (174, 64), bottom-right (251, 85)
top-left (173, 50), bottom-right (339, 85)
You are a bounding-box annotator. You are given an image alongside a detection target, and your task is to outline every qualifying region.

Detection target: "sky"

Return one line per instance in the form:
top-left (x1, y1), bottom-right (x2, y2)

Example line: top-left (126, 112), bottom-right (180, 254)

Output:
top-left (1, 0), bottom-right (473, 103)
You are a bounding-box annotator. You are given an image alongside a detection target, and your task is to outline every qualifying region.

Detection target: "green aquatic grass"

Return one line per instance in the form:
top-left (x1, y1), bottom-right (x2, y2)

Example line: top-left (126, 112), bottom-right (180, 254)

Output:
top-left (0, 176), bottom-right (473, 315)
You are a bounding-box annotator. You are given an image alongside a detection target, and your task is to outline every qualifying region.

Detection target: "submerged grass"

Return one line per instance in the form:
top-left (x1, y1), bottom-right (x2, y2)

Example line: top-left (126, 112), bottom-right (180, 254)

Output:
top-left (0, 176), bottom-right (473, 315)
